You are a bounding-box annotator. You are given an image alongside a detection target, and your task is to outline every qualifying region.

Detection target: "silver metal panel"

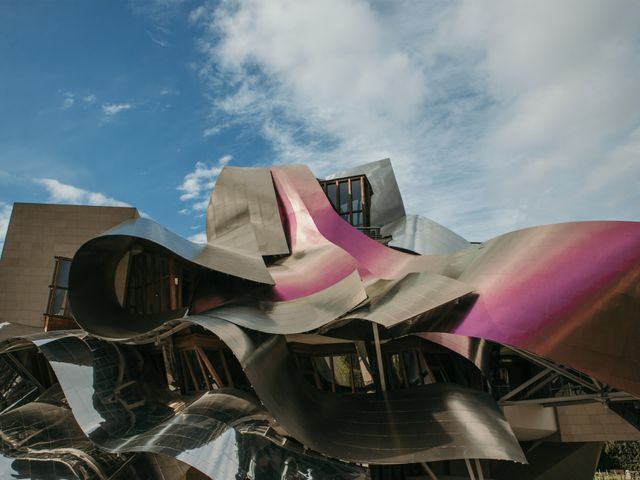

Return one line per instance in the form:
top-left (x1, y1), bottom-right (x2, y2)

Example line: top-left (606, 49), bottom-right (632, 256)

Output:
top-left (210, 271), bottom-right (367, 334)
top-left (338, 272), bottom-right (473, 329)
top-left (382, 214), bottom-right (470, 255)
top-left (189, 314), bottom-right (527, 465)
top-left (68, 217), bottom-right (274, 340)
top-left (96, 217), bottom-right (274, 284)
top-left (0, 401), bottom-right (141, 479)
top-left (206, 166), bottom-right (290, 256)
top-left (325, 158), bottom-right (406, 227)
top-left (12, 336), bottom-right (369, 480)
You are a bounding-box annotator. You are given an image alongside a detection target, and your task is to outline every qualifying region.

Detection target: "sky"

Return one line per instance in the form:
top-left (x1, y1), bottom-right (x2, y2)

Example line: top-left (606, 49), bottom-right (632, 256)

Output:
top-left (1, 0), bottom-right (639, 253)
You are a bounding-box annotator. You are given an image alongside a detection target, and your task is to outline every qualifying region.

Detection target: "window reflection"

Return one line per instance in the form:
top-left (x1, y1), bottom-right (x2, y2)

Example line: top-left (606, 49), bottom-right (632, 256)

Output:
top-left (44, 256), bottom-right (75, 330)
top-left (319, 175), bottom-right (372, 230)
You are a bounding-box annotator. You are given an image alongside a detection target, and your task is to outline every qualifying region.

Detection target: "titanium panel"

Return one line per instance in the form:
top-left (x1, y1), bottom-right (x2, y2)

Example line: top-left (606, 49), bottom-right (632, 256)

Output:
top-left (189, 314), bottom-right (526, 465)
top-left (208, 271), bottom-right (366, 334)
top-left (382, 214), bottom-right (470, 255)
top-left (338, 272), bottom-right (473, 329)
top-left (27, 335), bottom-right (368, 480)
top-left (0, 401), bottom-right (140, 479)
top-left (68, 217), bottom-right (273, 339)
top-left (206, 167), bottom-right (290, 256)
top-left (416, 221), bottom-right (640, 398)
top-left (417, 332), bottom-right (496, 375)
top-left (325, 158), bottom-right (406, 227)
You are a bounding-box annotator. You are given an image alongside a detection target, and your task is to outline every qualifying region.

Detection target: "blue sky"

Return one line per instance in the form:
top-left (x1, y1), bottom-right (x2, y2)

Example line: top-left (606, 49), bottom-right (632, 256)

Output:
top-left (1, 0), bottom-right (639, 252)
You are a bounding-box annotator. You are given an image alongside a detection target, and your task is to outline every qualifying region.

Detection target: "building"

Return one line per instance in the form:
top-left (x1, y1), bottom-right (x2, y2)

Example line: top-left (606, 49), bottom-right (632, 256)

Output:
top-left (0, 159), bottom-right (639, 479)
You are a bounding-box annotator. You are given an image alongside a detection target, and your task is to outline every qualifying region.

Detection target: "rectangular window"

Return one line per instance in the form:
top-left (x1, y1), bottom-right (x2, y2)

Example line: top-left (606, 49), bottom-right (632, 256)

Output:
top-left (319, 174), bottom-right (372, 229)
top-left (44, 257), bottom-right (76, 330)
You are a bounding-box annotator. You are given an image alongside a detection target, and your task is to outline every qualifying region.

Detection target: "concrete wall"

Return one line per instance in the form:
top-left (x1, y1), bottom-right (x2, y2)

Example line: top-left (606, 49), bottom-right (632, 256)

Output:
top-left (557, 402), bottom-right (640, 442)
top-left (0, 203), bottom-right (138, 329)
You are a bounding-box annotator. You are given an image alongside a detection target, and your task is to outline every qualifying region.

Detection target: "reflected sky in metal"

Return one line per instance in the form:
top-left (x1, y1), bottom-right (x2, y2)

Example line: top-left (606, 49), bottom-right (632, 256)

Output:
top-left (2, 335), bottom-right (369, 480)
top-left (189, 314), bottom-right (526, 465)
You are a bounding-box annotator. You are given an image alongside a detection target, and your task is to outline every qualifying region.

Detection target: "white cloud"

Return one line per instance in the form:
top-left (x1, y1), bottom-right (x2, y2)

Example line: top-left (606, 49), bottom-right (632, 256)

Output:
top-left (193, 0), bottom-right (640, 240)
top-left (188, 231), bottom-right (207, 243)
top-left (83, 94), bottom-right (97, 104)
top-left (62, 92), bottom-right (75, 109)
top-left (34, 178), bottom-right (130, 207)
top-left (178, 155), bottom-right (232, 213)
top-left (102, 103), bottom-right (133, 117)
top-left (0, 202), bottom-right (12, 255)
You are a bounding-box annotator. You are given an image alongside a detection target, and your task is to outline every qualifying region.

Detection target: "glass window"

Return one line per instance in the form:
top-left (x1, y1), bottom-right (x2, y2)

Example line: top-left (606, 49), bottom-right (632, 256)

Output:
top-left (326, 183), bottom-right (337, 209)
top-left (351, 178), bottom-right (362, 211)
top-left (45, 257), bottom-right (72, 320)
top-left (339, 181), bottom-right (349, 214)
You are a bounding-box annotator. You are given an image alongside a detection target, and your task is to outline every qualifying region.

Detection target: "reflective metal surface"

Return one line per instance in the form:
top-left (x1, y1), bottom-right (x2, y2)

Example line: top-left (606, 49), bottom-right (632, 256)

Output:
top-left (417, 221), bottom-right (640, 397)
top-left (206, 166), bottom-right (290, 256)
top-left (2, 335), bottom-right (369, 479)
top-left (0, 401), bottom-right (140, 479)
top-left (382, 214), bottom-right (470, 255)
top-left (189, 314), bottom-right (526, 465)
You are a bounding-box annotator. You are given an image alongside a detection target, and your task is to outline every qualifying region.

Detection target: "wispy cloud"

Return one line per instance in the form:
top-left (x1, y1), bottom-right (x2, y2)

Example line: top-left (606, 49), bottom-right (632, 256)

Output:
top-left (102, 103), bottom-right (133, 117)
top-left (0, 202), bottom-right (12, 255)
top-left (62, 92), bottom-right (75, 109)
top-left (188, 231), bottom-right (207, 243)
top-left (34, 178), bottom-right (130, 207)
top-left (83, 94), bottom-right (97, 104)
top-left (192, 0), bottom-right (640, 240)
top-left (178, 155), bottom-right (232, 213)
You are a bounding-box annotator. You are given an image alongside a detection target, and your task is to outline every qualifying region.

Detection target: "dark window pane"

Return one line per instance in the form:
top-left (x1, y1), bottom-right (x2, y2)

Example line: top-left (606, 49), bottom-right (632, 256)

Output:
top-left (51, 288), bottom-right (67, 316)
top-left (339, 181), bottom-right (349, 213)
top-left (352, 212), bottom-right (363, 227)
top-left (326, 183), bottom-right (337, 209)
top-left (56, 259), bottom-right (71, 288)
top-left (351, 178), bottom-right (362, 211)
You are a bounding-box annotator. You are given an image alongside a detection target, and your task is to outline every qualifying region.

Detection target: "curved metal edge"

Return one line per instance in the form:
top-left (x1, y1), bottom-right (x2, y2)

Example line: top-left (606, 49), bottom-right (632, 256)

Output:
top-left (188, 314), bottom-right (527, 465)
top-left (416, 220), bottom-right (640, 399)
top-left (416, 332), bottom-right (497, 376)
top-left (68, 217), bottom-right (274, 340)
top-left (0, 335), bottom-right (369, 480)
top-left (382, 214), bottom-right (470, 256)
top-left (339, 272), bottom-right (473, 329)
top-left (209, 270), bottom-right (367, 334)
top-left (206, 166), bottom-right (290, 256)
top-left (90, 217), bottom-right (274, 285)
top-left (0, 401), bottom-right (142, 479)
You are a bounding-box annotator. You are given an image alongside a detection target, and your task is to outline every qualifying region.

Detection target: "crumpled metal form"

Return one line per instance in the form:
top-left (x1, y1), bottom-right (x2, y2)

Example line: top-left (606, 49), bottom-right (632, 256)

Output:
top-left (6, 158), bottom-right (639, 477)
top-left (187, 314), bottom-right (527, 465)
top-left (0, 401), bottom-right (140, 479)
top-left (0, 334), bottom-right (369, 480)
top-left (417, 221), bottom-right (640, 397)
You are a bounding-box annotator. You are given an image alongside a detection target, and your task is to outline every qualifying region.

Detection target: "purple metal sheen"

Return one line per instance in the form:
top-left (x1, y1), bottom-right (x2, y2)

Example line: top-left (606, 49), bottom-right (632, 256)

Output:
top-left (267, 166), bottom-right (362, 301)
top-left (426, 221), bottom-right (640, 397)
top-left (271, 165), bottom-right (433, 281)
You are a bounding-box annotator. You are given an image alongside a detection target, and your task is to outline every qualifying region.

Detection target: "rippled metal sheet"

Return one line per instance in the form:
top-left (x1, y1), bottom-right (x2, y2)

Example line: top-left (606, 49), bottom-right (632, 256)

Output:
top-left (189, 314), bottom-right (526, 465)
top-left (382, 214), bottom-right (470, 255)
top-left (338, 272), bottom-right (473, 329)
top-left (417, 332), bottom-right (496, 375)
top-left (18, 335), bottom-right (368, 480)
top-left (206, 167), bottom-right (290, 256)
top-left (68, 217), bottom-right (274, 339)
top-left (0, 401), bottom-right (138, 479)
top-left (325, 158), bottom-right (406, 227)
top-left (210, 271), bottom-right (366, 334)
top-left (417, 221), bottom-right (640, 398)
top-left (271, 165), bottom-right (462, 282)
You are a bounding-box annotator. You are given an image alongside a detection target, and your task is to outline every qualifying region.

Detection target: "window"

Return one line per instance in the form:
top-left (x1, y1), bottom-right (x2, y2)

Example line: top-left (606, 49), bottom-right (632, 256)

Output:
top-left (44, 257), bottom-right (75, 330)
top-left (124, 251), bottom-right (198, 315)
top-left (319, 175), bottom-right (372, 229)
